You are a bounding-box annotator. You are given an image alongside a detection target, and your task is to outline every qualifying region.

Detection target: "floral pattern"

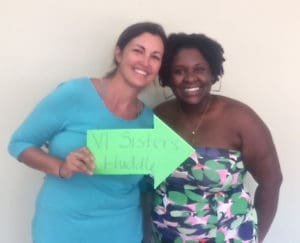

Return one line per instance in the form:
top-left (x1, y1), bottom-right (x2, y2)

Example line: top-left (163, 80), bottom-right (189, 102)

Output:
top-left (152, 147), bottom-right (257, 243)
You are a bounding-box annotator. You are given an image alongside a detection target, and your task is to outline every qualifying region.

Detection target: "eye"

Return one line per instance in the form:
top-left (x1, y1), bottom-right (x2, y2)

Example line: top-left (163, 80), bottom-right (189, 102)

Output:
top-left (133, 48), bottom-right (143, 54)
top-left (151, 54), bottom-right (162, 62)
top-left (194, 66), bottom-right (206, 73)
top-left (172, 68), bottom-right (185, 76)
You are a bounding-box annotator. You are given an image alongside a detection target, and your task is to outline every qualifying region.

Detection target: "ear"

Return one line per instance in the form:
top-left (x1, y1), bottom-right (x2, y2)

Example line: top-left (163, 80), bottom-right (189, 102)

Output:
top-left (114, 46), bottom-right (122, 64)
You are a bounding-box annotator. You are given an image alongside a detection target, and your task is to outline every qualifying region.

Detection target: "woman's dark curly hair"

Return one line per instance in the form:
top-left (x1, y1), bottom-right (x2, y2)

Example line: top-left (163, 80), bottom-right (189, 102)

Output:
top-left (159, 33), bottom-right (225, 86)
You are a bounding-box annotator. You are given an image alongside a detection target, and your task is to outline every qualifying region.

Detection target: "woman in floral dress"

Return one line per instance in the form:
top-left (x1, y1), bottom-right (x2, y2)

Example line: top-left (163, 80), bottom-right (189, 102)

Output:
top-left (152, 33), bottom-right (282, 243)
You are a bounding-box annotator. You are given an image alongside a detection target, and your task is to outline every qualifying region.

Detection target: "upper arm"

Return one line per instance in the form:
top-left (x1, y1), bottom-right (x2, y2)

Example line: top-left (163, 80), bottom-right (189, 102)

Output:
top-left (238, 106), bottom-right (282, 186)
top-left (8, 82), bottom-right (76, 159)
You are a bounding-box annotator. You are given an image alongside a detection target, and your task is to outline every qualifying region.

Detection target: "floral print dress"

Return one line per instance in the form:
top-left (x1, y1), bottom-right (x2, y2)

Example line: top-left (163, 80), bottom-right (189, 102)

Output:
top-left (152, 147), bottom-right (257, 243)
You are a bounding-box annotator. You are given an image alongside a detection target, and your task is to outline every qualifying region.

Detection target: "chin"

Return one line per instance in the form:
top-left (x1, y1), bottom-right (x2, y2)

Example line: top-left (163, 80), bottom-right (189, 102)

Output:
top-left (179, 95), bottom-right (202, 104)
top-left (185, 100), bottom-right (202, 106)
top-left (133, 80), bottom-right (152, 89)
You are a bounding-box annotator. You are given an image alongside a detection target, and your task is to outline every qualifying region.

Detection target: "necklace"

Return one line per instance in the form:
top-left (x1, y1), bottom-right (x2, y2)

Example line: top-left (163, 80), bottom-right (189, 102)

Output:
top-left (188, 96), bottom-right (211, 145)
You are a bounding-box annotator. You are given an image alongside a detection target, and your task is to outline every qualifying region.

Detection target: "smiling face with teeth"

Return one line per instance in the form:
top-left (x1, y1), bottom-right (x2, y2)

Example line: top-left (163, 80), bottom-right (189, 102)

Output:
top-left (114, 32), bottom-right (164, 90)
top-left (170, 47), bottom-right (214, 105)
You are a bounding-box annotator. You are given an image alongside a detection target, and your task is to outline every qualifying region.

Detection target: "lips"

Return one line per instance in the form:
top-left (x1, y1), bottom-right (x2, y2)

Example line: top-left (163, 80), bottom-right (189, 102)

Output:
top-left (134, 68), bottom-right (148, 76)
top-left (184, 87), bottom-right (200, 92)
top-left (180, 86), bottom-right (205, 97)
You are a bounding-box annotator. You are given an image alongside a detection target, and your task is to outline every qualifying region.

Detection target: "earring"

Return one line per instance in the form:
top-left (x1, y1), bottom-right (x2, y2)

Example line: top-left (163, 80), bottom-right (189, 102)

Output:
top-left (211, 79), bottom-right (222, 92)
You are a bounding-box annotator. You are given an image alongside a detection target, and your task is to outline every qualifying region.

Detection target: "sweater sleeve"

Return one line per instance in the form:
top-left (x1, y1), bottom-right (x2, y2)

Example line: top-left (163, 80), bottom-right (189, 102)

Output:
top-left (8, 81), bottom-right (76, 160)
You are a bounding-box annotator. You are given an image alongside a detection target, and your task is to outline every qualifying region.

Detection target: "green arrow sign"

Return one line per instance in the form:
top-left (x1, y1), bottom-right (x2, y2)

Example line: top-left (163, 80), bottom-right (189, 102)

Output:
top-left (87, 115), bottom-right (194, 188)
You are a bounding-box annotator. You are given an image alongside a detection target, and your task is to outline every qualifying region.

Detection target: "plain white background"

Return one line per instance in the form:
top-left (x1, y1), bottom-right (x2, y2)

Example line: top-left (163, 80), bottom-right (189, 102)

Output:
top-left (1, 1), bottom-right (299, 242)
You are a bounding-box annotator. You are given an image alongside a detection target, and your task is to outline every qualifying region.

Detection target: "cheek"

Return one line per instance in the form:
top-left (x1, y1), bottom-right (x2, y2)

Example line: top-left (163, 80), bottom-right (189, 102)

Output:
top-left (169, 80), bottom-right (181, 92)
top-left (170, 87), bottom-right (181, 98)
top-left (171, 75), bottom-right (183, 86)
top-left (151, 61), bottom-right (162, 74)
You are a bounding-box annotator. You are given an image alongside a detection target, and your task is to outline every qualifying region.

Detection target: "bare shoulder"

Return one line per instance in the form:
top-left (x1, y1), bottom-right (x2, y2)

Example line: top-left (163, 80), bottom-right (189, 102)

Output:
top-left (215, 95), bottom-right (252, 112)
top-left (154, 99), bottom-right (179, 125)
top-left (212, 95), bottom-right (273, 151)
top-left (215, 95), bottom-right (263, 125)
top-left (154, 99), bottom-right (177, 117)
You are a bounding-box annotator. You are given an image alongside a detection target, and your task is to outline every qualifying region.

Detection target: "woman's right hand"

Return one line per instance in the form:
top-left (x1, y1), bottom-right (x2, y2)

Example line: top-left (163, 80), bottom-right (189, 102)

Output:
top-left (59, 147), bottom-right (95, 178)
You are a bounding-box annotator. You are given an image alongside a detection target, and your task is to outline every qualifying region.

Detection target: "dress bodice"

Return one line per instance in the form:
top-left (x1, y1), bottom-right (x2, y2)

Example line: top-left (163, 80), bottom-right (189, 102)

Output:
top-left (153, 147), bottom-right (257, 242)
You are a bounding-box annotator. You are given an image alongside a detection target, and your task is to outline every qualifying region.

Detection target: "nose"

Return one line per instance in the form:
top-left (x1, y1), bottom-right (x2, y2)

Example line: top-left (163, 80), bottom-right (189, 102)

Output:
top-left (184, 71), bottom-right (196, 82)
top-left (141, 56), bottom-right (150, 67)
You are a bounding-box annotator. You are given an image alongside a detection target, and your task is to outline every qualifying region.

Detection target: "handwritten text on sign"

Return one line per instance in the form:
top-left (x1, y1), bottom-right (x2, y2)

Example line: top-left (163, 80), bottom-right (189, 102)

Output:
top-left (87, 115), bottom-right (194, 187)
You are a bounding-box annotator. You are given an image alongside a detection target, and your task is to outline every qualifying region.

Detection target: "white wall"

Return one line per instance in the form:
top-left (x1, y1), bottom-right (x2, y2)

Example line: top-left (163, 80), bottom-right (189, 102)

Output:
top-left (1, 1), bottom-right (299, 242)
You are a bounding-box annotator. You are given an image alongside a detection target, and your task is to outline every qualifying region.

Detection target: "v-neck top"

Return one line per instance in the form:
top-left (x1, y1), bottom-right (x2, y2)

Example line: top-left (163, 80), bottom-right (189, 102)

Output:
top-left (8, 77), bottom-right (154, 243)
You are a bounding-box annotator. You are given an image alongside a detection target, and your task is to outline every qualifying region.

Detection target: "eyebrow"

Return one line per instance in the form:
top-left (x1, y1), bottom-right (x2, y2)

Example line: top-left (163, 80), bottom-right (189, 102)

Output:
top-left (173, 63), bottom-right (208, 67)
top-left (135, 44), bottom-right (145, 50)
top-left (135, 44), bottom-right (163, 55)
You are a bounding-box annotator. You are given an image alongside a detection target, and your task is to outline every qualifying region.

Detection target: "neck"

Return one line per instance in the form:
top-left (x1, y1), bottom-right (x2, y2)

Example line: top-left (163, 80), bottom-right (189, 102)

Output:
top-left (179, 95), bottom-right (211, 117)
top-left (97, 77), bottom-right (142, 120)
top-left (105, 76), bottom-right (139, 102)
top-left (177, 95), bottom-right (212, 147)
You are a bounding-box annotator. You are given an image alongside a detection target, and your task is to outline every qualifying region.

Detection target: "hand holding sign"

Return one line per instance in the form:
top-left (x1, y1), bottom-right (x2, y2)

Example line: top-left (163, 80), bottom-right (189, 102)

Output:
top-left (87, 115), bottom-right (194, 188)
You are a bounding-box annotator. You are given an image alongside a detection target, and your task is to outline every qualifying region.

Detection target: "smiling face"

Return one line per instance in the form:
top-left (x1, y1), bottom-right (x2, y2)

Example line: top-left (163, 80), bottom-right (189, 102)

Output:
top-left (170, 47), bottom-right (214, 105)
top-left (115, 32), bottom-right (164, 89)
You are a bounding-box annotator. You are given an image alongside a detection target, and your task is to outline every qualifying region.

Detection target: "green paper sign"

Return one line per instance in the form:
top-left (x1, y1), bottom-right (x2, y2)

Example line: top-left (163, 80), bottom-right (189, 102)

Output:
top-left (87, 115), bottom-right (194, 188)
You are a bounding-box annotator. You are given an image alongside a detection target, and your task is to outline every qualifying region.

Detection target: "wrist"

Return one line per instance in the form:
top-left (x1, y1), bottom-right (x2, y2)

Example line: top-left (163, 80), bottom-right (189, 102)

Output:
top-left (58, 163), bottom-right (65, 178)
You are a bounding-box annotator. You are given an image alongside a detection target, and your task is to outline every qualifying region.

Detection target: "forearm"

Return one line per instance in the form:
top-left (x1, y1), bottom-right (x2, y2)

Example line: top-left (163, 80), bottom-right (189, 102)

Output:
top-left (254, 183), bottom-right (281, 242)
top-left (18, 147), bottom-right (63, 177)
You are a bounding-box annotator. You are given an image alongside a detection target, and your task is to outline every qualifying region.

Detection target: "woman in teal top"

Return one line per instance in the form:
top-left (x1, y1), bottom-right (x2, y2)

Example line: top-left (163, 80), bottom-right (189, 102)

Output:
top-left (8, 22), bottom-right (166, 243)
